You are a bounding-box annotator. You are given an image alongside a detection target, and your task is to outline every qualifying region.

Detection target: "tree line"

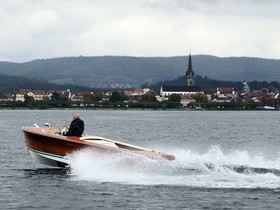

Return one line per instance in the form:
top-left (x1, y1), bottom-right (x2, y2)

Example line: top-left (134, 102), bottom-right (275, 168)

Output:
top-left (0, 91), bottom-right (182, 109)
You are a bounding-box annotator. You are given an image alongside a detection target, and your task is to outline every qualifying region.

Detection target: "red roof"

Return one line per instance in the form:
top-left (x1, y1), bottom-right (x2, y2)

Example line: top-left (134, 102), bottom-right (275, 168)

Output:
top-left (133, 88), bottom-right (144, 93)
top-left (217, 87), bottom-right (234, 94)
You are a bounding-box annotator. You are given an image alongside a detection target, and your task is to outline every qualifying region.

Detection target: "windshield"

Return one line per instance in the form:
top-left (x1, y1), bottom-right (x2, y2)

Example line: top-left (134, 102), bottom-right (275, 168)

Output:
top-left (49, 120), bottom-right (67, 130)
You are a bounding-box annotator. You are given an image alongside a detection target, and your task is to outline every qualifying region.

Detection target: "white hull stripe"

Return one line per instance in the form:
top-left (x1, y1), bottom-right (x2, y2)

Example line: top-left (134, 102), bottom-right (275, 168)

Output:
top-left (27, 147), bottom-right (67, 160)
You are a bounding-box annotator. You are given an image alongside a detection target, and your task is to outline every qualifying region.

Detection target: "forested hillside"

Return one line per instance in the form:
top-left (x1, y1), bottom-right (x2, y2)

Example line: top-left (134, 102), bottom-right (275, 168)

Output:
top-left (151, 75), bottom-right (280, 93)
top-left (1, 72), bottom-right (280, 94)
top-left (0, 74), bottom-right (92, 92)
top-left (0, 55), bottom-right (279, 88)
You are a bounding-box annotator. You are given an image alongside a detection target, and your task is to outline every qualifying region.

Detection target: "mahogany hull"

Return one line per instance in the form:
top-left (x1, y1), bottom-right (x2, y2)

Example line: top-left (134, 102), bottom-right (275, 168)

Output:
top-left (23, 127), bottom-right (175, 167)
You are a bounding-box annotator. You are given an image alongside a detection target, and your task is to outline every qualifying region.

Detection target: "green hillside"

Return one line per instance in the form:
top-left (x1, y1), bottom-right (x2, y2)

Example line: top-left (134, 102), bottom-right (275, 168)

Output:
top-left (0, 74), bottom-right (92, 92)
top-left (151, 75), bottom-right (280, 93)
top-left (0, 55), bottom-right (280, 88)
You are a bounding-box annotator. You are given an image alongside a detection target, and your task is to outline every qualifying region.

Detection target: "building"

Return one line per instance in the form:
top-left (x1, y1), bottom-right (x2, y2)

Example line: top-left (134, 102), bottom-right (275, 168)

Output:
top-left (131, 88), bottom-right (150, 97)
top-left (213, 87), bottom-right (237, 102)
top-left (57, 89), bottom-right (71, 100)
top-left (242, 81), bottom-right (250, 93)
top-left (160, 86), bottom-right (201, 98)
top-left (15, 89), bottom-right (74, 102)
top-left (15, 89), bottom-right (53, 102)
top-left (0, 93), bottom-right (13, 101)
top-left (186, 54), bottom-right (195, 86)
top-left (71, 92), bottom-right (84, 101)
top-left (160, 54), bottom-right (203, 102)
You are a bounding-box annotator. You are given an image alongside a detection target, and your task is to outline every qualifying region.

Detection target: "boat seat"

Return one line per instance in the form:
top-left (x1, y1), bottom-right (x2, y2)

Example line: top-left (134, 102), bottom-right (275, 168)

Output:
top-left (81, 136), bottom-right (119, 148)
top-left (80, 136), bottom-right (107, 141)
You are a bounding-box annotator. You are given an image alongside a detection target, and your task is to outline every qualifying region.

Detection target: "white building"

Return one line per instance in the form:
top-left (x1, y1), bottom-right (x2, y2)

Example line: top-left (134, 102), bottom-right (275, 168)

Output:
top-left (213, 87), bottom-right (237, 102)
top-left (15, 89), bottom-right (53, 102)
top-left (160, 86), bottom-right (202, 99)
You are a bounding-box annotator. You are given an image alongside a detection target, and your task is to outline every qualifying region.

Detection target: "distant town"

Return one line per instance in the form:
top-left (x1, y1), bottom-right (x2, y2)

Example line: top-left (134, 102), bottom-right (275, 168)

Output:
top-left (0, 54), bottom-right (279, 110)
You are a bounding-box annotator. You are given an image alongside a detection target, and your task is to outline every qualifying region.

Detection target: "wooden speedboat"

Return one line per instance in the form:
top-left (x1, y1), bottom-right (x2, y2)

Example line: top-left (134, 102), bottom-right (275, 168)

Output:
top-left (23, 122), bottom-right (175, 167)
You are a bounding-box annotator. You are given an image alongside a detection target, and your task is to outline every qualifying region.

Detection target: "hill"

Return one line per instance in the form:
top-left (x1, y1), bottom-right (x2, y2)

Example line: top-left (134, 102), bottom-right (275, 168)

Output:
top-left (0, 74), bottom-right (92, 92)
top-left (151, 75), bottom-right (280, 93)
top-left (0, 55), bottom-right (280, 88)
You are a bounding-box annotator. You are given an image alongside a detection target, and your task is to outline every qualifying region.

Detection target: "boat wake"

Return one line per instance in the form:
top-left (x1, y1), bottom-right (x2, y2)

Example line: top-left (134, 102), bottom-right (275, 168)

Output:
top-left (68, 145), bottom-right (280, 189)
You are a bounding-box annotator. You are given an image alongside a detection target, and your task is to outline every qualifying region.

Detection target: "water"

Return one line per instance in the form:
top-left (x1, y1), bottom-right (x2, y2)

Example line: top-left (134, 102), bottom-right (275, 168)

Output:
top-left (1, 110), bottom-right (280, 209)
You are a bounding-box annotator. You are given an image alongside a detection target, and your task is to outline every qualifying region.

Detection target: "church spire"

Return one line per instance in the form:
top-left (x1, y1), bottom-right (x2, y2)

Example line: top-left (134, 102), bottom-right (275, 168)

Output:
top-left (186, 53), bottom-right (195, 86)
top-left (187, 53), bottom-right (193, 74)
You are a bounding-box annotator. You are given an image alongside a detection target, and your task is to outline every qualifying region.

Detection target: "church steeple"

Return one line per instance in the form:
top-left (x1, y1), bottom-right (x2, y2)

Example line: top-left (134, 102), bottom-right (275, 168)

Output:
top-left (186, 54), bottom-right (195, 86)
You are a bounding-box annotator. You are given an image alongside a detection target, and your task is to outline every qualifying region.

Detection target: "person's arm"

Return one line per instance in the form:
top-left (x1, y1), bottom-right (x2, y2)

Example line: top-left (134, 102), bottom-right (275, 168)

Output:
top-left (65, 123), bottom-right (75, 136)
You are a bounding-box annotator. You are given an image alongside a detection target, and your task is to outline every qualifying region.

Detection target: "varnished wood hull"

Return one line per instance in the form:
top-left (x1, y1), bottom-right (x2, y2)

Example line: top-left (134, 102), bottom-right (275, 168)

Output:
top-left (23, 127), bottom-right (175, 167)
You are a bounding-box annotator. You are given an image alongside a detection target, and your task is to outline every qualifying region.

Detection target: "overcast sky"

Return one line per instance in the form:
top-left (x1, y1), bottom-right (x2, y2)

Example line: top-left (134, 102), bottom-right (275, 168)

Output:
top-left (0, 0), bottom-right (279, 62)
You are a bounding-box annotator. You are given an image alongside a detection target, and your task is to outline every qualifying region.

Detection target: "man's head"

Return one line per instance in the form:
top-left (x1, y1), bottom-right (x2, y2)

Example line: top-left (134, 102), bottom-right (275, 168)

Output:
top-left (73, 113), bottom-right (80, 120)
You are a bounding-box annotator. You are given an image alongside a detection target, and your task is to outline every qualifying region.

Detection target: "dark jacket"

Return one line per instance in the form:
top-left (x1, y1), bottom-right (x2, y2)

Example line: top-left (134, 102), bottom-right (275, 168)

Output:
top-left (65, 118), bottom-right (84, 136)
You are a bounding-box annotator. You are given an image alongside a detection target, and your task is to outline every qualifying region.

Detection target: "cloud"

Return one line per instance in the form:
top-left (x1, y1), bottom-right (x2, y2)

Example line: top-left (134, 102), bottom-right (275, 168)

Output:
top-left (0, 0), bottom-right (279, 62)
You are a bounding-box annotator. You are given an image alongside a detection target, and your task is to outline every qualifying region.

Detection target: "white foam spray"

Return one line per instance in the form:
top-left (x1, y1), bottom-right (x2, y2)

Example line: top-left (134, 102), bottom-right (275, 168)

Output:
top-left (68, 145), bottom-right (280, 189)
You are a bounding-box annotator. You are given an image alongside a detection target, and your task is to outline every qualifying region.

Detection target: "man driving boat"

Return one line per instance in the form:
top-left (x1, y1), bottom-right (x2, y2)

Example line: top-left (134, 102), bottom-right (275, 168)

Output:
top-left (64, 113), bottom-right (84, 136)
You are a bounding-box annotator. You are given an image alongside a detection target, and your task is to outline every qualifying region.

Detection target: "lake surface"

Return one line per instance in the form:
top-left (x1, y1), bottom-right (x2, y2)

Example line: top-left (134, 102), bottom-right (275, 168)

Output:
top-left (1, 110), bottom-right (280, 209)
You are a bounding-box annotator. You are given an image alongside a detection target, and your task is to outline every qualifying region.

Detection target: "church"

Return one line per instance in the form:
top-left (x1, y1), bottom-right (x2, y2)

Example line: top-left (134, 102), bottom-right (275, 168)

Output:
top-left (160, 54), bottom-right (202, 102)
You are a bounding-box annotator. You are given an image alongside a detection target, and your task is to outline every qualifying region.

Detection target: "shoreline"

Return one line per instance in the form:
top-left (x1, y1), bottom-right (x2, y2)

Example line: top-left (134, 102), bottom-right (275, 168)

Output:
top-left (0, 107), bottom-right (278, 111)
